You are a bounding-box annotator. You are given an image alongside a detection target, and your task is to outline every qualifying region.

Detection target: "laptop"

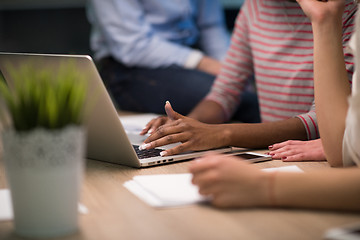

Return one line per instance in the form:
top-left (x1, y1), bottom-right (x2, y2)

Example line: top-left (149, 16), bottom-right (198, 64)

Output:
top-left (0, 52), bottom-right (234, 168)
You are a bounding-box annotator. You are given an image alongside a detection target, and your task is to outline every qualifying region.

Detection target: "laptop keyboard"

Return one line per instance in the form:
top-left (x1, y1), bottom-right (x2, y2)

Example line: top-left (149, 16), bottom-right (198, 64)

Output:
top-left (133, 145), bottom-right (162, 159)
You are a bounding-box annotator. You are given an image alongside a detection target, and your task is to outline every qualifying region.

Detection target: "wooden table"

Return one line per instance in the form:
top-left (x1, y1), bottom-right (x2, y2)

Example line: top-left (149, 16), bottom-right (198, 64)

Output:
top-left (1, 145), bottom-right (360, 240)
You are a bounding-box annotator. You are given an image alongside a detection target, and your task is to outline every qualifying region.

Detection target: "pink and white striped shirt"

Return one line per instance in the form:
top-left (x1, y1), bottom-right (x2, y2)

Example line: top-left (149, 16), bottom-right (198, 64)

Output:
top-left (206, 0), bottom-right (356, 140)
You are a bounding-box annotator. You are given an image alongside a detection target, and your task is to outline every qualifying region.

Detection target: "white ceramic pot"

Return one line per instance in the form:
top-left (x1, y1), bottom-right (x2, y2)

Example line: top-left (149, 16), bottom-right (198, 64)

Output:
top-left (2, 125), bottom-right (86, 238)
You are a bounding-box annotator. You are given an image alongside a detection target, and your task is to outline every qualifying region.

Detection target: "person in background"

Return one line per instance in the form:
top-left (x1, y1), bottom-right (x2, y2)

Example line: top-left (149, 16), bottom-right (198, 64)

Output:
top-left (188, 0), bottom-right (360, 211)
top-left (87, 0), bottom-right (259, 120)
top-left (140, 0), bottom-right (356, 169)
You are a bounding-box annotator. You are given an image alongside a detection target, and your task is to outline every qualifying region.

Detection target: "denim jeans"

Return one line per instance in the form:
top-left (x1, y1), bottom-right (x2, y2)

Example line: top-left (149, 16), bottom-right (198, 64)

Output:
top-left (98, 57), bottom-right (260, 123)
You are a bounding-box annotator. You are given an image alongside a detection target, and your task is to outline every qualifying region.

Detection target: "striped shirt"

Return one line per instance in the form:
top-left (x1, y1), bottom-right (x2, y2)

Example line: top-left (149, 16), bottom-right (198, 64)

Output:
top-left (206, 0), bottom-right (356, 140)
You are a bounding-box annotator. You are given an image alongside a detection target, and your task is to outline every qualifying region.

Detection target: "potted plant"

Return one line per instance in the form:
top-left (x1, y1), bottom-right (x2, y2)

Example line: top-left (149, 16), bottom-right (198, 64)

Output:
top-left (0, 60), bottom-right (88, 238)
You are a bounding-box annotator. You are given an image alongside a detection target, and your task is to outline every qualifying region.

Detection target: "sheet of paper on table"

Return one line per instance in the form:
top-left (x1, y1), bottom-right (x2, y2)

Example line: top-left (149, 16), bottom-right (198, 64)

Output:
top-left (124, 165), bottom-right (303, 208)
top-left (0, 189), bottom-right (88, 222)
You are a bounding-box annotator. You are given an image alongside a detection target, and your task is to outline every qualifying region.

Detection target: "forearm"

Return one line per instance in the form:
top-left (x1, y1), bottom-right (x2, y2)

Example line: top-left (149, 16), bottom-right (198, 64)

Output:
top-left (274, 168), bottom-right (360, 211)
top-left (312, 21), bottom-right (351, 166)
top-left (222, 117), bottom-right (308, 149)
top-left (196, 56), bottom-right (221, 76)
top-left (188, 100), bottom-right (227, 124)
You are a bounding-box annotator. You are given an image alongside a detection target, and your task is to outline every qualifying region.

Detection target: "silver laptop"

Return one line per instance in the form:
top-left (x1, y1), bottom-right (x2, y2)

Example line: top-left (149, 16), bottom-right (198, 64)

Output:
top-left (0, 52), bottom-right (234, 168)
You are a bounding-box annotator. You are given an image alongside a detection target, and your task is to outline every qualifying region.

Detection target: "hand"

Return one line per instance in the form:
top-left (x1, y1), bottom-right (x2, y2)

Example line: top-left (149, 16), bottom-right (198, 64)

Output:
top-left (297, 0), bottom-right (345, 24)
top-left (140, 116), bottom-right (170, 135)
top-left (189, 153), bottom-right (270, 208)
top-left (197, 56), bottom-right (221, 76)
top-left (141, 98), bottom-right (226, 136)
top-left (140, 101), bottom-right (229, 156)
top-left (268, 139), bottom-right (326, 162)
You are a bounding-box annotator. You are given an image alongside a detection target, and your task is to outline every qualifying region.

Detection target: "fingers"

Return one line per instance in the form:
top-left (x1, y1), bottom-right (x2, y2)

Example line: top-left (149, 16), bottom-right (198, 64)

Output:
top-left (143, 119), bottom-right (182, 143)
top-left (165, 101), bottom-right (183, 121)
top-left (145, 137), bottom-right (192, 156)
top-left (272, 150), bottom-right (301, 161)
top-left (140, 116), bottom-right (168, 135)
top-left (140, 133), bottom-right (183, 150)
top-left (281, 154), bottom-right (307, 162)
top-left (159, 141), bottom-right (192, 156)
top-left (269, 145), bottom-right (307, 161)
top-left (269, 146), bottom-right (316, 162)
top-left (268, 140), bottom-right (303, 151)
top-left (140, 125), bottom-right (194, 155)
top-left (269, 147), bottom-right (295, 158)
top-left (190, 155), bottom-right (223, 194)
top-left (189, 153), bottom-right (221, 174)
top-left (268, 139), bottom-right (325, 161)
top-left (140, 101), bottom-right (183, 135)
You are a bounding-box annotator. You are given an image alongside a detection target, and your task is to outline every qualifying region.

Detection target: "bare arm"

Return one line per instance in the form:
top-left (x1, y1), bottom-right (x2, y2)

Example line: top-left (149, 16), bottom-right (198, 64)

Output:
top-left (298, 0), bottom-right (351, 166)
top-left (312, 19), bottom-right (350, 166)
top-left (196, 56), bottom-right (221, 76)
top-left (188, 99), bottom-right (227, 124)
top-left (222, 117), bottom-right (308, 149)
top-left (142, 102), bottom-right (307, 155)
top-left (189, 1), bottom-right (360, 211)
top-left (190, 154), bottom-right (360, 211)
top-left (275, 167), bottom-right (360, 210)
top-left (267, 1), bottom-right (355, 165)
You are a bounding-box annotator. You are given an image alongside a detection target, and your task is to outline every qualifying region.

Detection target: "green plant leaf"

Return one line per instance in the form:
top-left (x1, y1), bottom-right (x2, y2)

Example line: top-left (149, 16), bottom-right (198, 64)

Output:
top-left (0, 59), bottom-right (88, 131)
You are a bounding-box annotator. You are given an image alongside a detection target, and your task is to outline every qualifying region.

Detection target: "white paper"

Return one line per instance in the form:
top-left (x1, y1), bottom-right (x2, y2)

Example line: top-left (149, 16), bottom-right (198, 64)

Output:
top-left (261, 165), bottom-right (303, 173)
top-left (0, 189), bottom-right (88, 222)
top-left (124, 165), bottom-right (304, 208)
top-left (124, 173), bottom-right (208, 208)
top-left (119, 113), bottom-right (160, 134)
top-left (0, 189), bottom-right (13, 221)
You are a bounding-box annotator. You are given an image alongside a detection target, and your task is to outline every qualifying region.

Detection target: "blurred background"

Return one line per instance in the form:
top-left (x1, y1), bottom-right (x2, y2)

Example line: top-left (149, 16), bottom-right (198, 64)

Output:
top-left (0, 0), bottom-right (244, 55)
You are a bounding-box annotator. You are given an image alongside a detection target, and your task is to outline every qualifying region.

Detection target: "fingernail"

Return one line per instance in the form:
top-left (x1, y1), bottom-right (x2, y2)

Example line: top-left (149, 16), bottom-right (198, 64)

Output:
top-left (160, 151), bottom-right (167, 157)
top-left (148, 129), bottom-right (153, 134)
top-left (282, 157), bottom-right (287, 161)
top-left (268, 145), bottom-right (273, 150)
top-left (139, 143), bottom-right (150, 150)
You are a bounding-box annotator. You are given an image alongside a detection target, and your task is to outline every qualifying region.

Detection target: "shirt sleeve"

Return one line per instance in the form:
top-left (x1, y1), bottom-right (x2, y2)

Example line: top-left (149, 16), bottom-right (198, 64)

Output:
top-left (342, 93), bottom-right (360, 167)
top-left (196, 0), bottom-right (230, 60)
top-left (342, 9), bottom-right (360, 167)
top-left (204, 6), bottom-right (254, 121)
top-left (89, 0), bottom-right (199, 68)
top-left (295, 103), bottom-right (319, 140)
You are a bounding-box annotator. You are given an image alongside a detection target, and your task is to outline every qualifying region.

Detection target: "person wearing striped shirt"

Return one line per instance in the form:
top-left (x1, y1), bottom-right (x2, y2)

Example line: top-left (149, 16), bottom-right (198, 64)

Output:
top-left (140, 0), bottom-right (356, 160)
top-left (188, 0), bottom-right (360, 211)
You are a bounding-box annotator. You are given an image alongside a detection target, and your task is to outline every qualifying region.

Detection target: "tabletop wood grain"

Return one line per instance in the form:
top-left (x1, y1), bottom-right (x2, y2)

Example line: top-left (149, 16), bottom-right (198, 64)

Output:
top-left (1, 149), bottom-right (360, 240)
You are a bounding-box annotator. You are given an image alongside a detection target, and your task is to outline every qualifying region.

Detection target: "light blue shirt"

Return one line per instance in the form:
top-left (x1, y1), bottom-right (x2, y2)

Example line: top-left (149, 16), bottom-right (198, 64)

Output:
top-left (87, 0), bottom-right (230, 68)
